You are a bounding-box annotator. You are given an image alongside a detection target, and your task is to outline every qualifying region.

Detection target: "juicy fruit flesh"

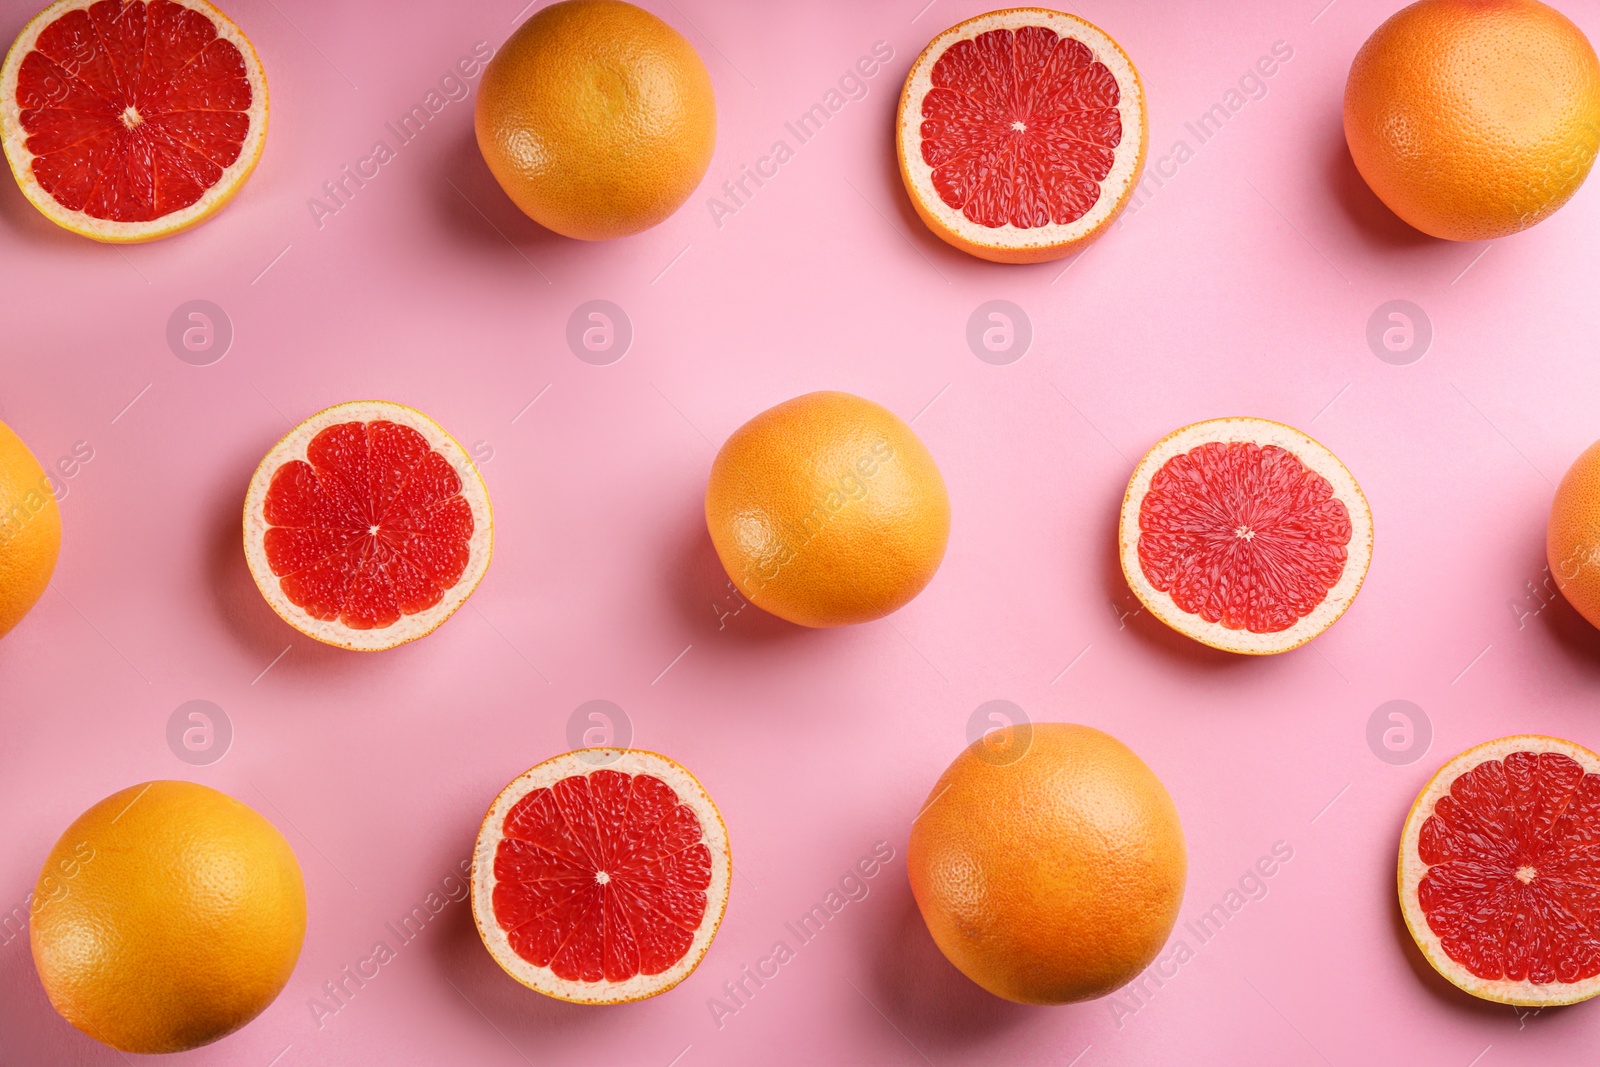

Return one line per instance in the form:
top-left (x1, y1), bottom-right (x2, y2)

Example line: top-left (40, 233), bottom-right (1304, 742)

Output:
top-left (491, 770), bottom-right (712, 984)
top-left (1138, 441), bottom-right (1352, 633)
top-left (15, 0), bottom-right (252, 222)
top-left (921, 25), bottom-right (1122, 229)
top-left (262, 421), bottom-right (474, 631)
top-left (1418, 751), bottom-right (1600, 984)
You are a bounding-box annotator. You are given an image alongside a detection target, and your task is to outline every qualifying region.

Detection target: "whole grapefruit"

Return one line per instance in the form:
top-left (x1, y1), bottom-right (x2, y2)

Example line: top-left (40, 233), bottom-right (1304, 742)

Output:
top-left (704, 391), bottom-right (950, 628)
top-left (908, 724), bottom-right (1186, 1004)
top-left (0, 416), bottom-right (59, 639)
top-left (1344, 0), bottom-right (1600, 241)
top-left (30, 781), bottom-right (306, 1053)
top-left (475, 0), bottom-right (716, 240)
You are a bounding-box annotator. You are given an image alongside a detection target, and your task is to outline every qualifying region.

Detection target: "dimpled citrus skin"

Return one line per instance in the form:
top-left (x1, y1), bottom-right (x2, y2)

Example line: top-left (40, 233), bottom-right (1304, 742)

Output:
top-left (474, 0), bottom-right (716, 240)
top-left (705, 391), bottom-right (951, 628)
top-left (30, 782), bottom-right (306, 1054)
top-left (0, 417), bottom-right (60, 639)
top-left (1548, 439), bottom-right (1600, 629)
top-left (908, 724), bottom-right (1186, 1005)
top-left (1343, 0), bottom-right (1600, 241)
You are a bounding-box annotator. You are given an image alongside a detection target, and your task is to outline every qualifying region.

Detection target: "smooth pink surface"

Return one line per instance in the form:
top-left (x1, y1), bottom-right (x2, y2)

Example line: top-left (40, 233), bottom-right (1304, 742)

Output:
top-left (2, 0), bottom-right (1598, 1063)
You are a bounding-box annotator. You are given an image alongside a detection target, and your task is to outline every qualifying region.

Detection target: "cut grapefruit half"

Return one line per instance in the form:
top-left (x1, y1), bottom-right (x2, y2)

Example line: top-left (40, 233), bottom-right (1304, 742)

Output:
top-left (1118, 417), bottom-right (1373, 655)
top-left (242, 401), bottom-right (492, 652)
top-left (1399, 735), bottom-right (1600, 1006)
top-left (895, 8), bottom-right (1147, 264)
top-left (1, 0), bottom-right (268, 243)
top-left (471, 749), bottom-right (731, 1004)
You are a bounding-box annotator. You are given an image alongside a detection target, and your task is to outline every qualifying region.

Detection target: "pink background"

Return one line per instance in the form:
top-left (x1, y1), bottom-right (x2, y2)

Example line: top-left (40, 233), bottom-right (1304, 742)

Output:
top-left (2, 0), bottom-right (1598, 1062)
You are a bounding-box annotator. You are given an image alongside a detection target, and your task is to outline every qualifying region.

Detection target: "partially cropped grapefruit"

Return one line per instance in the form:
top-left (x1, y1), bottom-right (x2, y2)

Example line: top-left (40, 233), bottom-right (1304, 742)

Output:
top-left (896, 8), bottom-right (1147, 264)
top-left (242, 401), bottom-right (492, 652)
top-left (471, 749), bottom-right (730, 1004)
top-left (1119, 417), bottom-right (1373, 655)
top-left (908, 724), bottom-right (1186, 1004)
top-left (1548, 438), bottom-right (1600, 630)
top-left (0, 416), bottom-right (60, 640)
top-left (1344, 0), bottom-right (1600, 241)
top-left (1, 0), bottom-right (269, 242)
top-left (1399, 735), bottom-right (1600, 1006)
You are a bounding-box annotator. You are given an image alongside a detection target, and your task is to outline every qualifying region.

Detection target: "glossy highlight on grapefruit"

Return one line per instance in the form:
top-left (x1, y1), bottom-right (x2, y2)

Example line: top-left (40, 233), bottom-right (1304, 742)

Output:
top-left (242, 401), bottom-right (492, 652)
top-left (1399, 735), bottom-right (1600, 1006)
top-left (1119, 417), bottom-right (1373, 655)
top-left (896, 7), bottom-right (1147, 263)
top-left (1, 0), bottom-right (269, 242)
top-left (471, 749), bottom-right (731, 1004)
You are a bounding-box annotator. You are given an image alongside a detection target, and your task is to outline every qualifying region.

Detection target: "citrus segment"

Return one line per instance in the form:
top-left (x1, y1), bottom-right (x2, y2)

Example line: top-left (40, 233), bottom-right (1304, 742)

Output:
top-left (472, 749), bottom-right (730, 1004)
top-left (897, 8), bottom-right (1146, 263)
top-left (243, 401), bottom-right (492, 652)
top-left (1, 0), bottom-right (269, 242)
top-left (1119, 418), bottom-right (1372, 655)
top-left (1399, 735), bottom-right (1600, 1005)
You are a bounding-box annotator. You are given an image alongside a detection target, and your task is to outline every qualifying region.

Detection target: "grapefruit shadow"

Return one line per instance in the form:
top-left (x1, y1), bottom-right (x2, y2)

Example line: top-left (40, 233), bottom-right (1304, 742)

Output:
top-left (423, 839), bottom-right (624, 1039)
top-left (859, 874), bottom-right (1039, 1049)
top-left (1386, 832), bottom-right (1544, 1021)
top-left (1095, 485), bottom-right (1251, 674)
top-left (429, 125), bottom-right (581, 257)
top-left (203, 431), bottom-right (384, 676)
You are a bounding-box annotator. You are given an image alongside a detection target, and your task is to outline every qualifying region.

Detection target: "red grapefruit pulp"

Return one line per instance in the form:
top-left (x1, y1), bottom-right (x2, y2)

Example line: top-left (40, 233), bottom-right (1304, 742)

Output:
top-left (1400, 736), bottom-right (1600, 1005)
top-left (243, 402), bottom-right (492, 651)
top-left (1119, 418), bottom-right (1373, 654)
top-left (896, 8), bottom-right (1147, 263)
top-left (1, 0), bottom-right (268, 242)
top-left (472, 750), bottom-right (731, 1004)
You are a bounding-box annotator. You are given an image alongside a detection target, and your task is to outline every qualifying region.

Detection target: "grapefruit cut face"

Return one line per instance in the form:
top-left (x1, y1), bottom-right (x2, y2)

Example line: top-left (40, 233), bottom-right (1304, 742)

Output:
top-left (0, 0), bottom-right (268, 243)
top-left (242, 401), bottom-right (493, 652)
top-left (896, 8), bottom-right (1147, 264)
top-left (1119, 417), bottom-right (1373, 655)
top-left (1399, 735), bottom-right (1600, 1006)
top-left (471, 749), bottom-right (731, 1004)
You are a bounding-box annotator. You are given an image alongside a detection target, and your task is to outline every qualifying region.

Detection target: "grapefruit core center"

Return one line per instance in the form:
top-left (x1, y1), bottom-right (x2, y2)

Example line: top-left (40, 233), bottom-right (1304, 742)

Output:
top-left (261, 420), bottom-right (475, 632)
top-left (921, 24), bottom-right (1122, 229)
top-left (11, 0), bottom-right (257, 223)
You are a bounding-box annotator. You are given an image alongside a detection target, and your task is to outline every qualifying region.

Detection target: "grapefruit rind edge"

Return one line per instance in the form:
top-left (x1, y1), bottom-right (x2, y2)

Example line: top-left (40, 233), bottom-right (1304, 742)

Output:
top-left (0, 0), bottom-right (269, 244)
top-left (1397, 734), bottom-right (1600, 1007)
top-left (1117, 416), bottom-right (1373, 655)
top-left (469, 748), bottom-right (732, 1005)
top-left (241, 400), bottom-right (494, 652)
top-left (894, 7), bottom-right (1148, 265)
